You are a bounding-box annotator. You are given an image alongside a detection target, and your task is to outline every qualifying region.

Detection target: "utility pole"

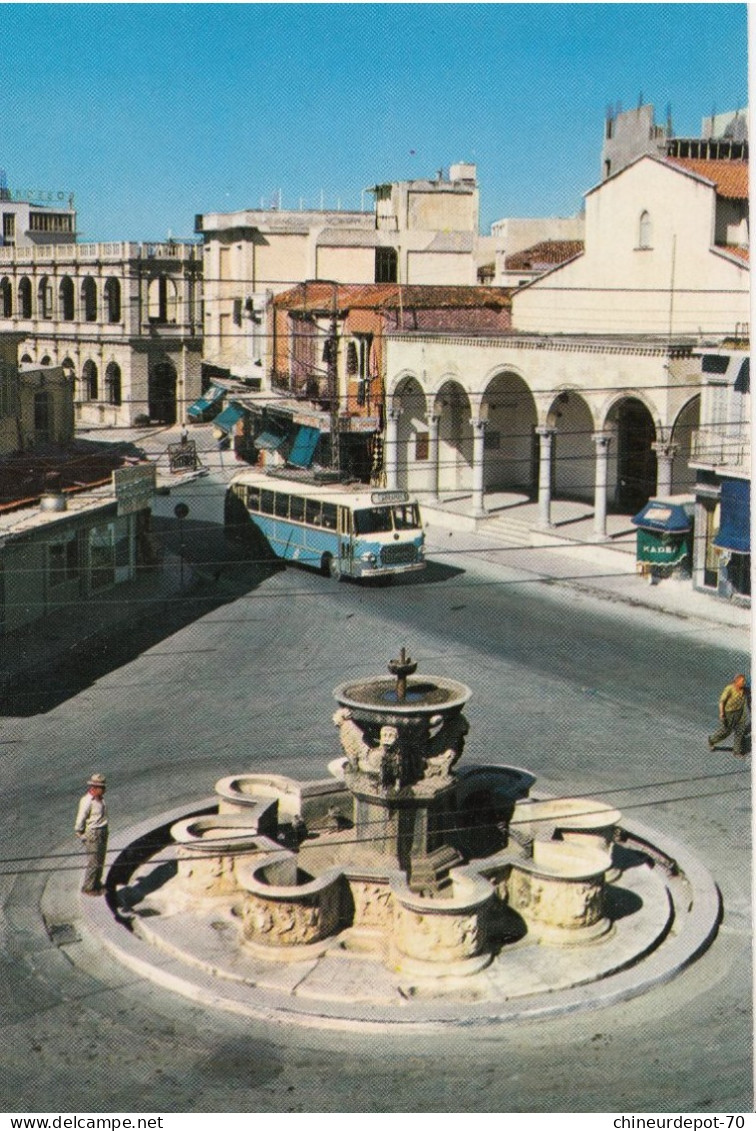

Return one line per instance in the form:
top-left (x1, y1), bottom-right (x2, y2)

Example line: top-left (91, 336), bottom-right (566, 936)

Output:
top-left (328, 281), bottom-right (340, 472)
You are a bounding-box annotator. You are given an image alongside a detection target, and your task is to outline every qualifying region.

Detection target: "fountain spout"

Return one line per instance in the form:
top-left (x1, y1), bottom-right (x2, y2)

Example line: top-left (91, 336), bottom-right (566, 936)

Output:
top-left (387, 647), bottom-right (418, 703)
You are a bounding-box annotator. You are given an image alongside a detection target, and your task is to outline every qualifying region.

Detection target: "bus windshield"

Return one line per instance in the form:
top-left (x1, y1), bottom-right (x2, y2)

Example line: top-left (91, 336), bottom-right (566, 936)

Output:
top-left (353, 503), bottom-right (421, 535)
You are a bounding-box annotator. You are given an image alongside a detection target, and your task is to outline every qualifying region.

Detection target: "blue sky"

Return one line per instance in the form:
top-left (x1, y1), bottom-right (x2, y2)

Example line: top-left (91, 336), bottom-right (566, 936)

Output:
top-left (1, 4), bottom-right (748, 241)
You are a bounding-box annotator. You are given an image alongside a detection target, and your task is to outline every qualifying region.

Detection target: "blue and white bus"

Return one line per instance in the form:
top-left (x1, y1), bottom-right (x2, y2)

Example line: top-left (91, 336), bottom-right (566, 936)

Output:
top-left (225, 470), bottom-right (426, 580)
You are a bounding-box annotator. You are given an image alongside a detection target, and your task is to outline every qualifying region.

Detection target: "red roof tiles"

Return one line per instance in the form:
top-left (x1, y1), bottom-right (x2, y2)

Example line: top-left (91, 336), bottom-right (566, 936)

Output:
top-left (504, 240), bottom-right (584, 271)
top-left (274, 282), bottom-right (511, 312)
top-left (665, 157), bottom-right (749, 199)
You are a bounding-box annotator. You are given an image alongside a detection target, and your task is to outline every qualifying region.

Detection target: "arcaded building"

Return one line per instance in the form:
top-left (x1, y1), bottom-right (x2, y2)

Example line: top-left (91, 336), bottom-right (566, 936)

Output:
top-left (0, 240), bottom-right (203, 428)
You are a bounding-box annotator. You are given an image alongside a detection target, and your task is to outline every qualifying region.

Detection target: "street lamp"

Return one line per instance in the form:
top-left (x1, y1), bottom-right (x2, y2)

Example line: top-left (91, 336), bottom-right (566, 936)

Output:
top-left (174, 502), bottom-right (189, 590)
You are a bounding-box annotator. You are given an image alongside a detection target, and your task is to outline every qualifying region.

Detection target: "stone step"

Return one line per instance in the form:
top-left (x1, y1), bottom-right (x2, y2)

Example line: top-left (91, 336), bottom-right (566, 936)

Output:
top-left (480, 512), bottom-right (535, 546)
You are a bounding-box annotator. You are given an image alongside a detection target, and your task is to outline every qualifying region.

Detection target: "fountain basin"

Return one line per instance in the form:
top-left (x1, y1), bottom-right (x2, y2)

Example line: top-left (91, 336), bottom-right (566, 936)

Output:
top-left (390, 870), bottom-right (495, 974)
top-left (170, 814), bottom-right (272, 897)
top-left (333, 674), bottom-right (471, 724)
top-left (508, 840), bottom-right (612, 945)
top-left (237, 852), bottom-right (344, 954)
top-left (215, 773), bottom-right (349, 827)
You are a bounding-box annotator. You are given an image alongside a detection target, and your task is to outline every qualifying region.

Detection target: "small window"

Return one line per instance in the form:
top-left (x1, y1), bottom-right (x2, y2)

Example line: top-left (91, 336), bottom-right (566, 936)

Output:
top-left (305, 498), bottom-right (322, 525)
top-left (322, 502), bottom-right (337, 529)
top-left (289, 495), bottom-right (305, 523)
top-left (638, 210), bottom-right (652, 249)
top-left (247, 486), bottom-right (261, 511)
top-left (260, 489), bottom-right (275, 515)
top-left (274, 492), bottom-right (289, 519)
top-left (415, 432), bottom-right (429, 461)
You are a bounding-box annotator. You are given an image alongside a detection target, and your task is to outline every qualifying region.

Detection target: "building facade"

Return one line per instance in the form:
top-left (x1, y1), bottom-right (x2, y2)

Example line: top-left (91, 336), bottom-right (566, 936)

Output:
top-left (0, 241), bottom-right (203, 428)
top-left (196, 163), bottom-right (483, 381)
top-left (689, 347), bottom-right (750, 602)
top-left (512, 155), bottom-right (749, 337)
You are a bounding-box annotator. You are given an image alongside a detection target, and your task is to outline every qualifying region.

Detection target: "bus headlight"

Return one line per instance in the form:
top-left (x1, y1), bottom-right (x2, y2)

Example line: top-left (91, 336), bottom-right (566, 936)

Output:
top-left (360, 552), bottom-right (377, 565)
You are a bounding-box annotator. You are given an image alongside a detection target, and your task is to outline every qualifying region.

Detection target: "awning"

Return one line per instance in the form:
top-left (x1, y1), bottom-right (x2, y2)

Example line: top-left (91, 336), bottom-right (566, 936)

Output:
top-left (254, 430), bottom-right (286, 451)
top-left (287, 425), bottom-right (320, 468)
top-left (213, 403), bottom-right (246, 434)
top-left (187, 385), bottom-right (225, 420)
top-left (713, 478), bottom-right (750, 553)
top-left (631, 499), bottom-right (692, 533)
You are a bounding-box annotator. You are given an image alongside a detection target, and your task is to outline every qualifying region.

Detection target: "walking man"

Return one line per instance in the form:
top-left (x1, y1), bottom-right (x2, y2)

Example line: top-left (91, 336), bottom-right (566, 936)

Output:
top-left (75, 773), bottom-right (109, 895)
top-left (709, 675), bottom-right (749, 758)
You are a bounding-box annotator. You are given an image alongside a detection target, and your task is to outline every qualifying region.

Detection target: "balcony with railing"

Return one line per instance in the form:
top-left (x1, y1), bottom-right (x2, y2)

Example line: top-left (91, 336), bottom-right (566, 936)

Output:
top-left (690, 427), bottom-right (751, 473)
top-left (0, 241), bottom-right (202, 266)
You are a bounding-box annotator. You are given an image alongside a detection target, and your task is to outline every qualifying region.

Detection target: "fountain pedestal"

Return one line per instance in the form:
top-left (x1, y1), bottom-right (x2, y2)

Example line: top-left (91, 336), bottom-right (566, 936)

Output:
top-left (333, 652), bottom-right (472, 894)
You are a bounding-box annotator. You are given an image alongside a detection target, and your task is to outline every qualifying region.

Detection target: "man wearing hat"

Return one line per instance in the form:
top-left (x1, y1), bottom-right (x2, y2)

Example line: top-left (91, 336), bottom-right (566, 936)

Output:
top-left (74, 773), bottom-right (109, 895)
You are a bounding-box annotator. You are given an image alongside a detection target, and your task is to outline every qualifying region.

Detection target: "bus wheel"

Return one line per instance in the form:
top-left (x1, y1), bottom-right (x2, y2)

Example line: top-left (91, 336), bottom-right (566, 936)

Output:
top-left (321, 553), bottom-right (341, 580)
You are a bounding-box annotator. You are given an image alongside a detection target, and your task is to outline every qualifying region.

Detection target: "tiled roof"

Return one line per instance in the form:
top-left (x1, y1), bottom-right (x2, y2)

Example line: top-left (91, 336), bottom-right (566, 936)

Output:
top-left (504, 240), bottom-right (585, 271)
top-left (664, 157), bottom-right (749, 199)
top-left (274, 282), bottom-right (511, 312)
top-left (0, 444), bottom-right (132, 510)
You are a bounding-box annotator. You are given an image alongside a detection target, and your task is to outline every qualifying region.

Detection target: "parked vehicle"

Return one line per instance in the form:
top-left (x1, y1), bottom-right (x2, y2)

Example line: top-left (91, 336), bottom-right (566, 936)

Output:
top-left (225, 470), bottom-right (425, 580)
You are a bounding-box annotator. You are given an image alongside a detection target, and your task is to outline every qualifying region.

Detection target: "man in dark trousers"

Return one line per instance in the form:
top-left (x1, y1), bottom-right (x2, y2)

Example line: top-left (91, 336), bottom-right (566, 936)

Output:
top-left (74, 773), bottom-right (109, 894)
top-left (709, 675), bottom-right (749, 758)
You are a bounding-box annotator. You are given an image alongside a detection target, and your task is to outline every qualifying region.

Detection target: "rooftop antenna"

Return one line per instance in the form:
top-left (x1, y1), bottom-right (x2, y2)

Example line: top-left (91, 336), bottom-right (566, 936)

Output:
top-left (638, 90), bottom-right (643, 109)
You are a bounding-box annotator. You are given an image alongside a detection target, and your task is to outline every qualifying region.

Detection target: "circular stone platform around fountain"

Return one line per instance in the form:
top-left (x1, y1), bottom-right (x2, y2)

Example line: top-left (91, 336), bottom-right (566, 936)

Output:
top-left (69, 792), bottom-right (721, 1032)
top-left (68, 652), bottom-right (722, 1032)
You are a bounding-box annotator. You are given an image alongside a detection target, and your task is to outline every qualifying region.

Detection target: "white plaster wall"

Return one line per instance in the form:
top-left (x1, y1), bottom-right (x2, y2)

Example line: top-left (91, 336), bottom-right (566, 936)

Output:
top-left (512, 158), bottom-right (749, 336)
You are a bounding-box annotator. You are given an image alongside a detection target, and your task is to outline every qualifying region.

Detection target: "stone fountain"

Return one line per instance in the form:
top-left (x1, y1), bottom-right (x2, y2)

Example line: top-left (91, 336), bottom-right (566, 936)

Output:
top-left (92, 648), bottom-right (721, 1026)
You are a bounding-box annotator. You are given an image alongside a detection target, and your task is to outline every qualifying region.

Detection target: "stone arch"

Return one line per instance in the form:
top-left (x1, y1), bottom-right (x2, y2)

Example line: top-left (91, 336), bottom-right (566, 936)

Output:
top-left (61, 356), bottom-right (76, 380)
top-left (82, 359), bottom-right (98, 400)
top-left (59, 276), bottom-right (75, 321)
top-left (434, 379), bottom-right (474, 496)
top-left (670, 394), bottom-right (700, 495)
top-left (480, 370), bottom-right (538, 493)
top-left (605, 395), bottom-right (657, 511)
top-left (18, 277), bottom-right (32, 318)
top-left (0, 276), bottom-right (12, 317)
top-left (544, 388), bottom-right (595, 502)
top-left (149, 358), bottom-right (177, 423)
top-left (105, 362), bottom-right (122, 406)
top-left (147, 275), bottom-right (178, 324)
top-left (37, 276), bottom-right (52, 318)
top-left (392, 374), bottom-right (430, 492)
top-left (81, 276), bottom-right (98, 322)
top-left (104, 277), bottom-right (121, 323)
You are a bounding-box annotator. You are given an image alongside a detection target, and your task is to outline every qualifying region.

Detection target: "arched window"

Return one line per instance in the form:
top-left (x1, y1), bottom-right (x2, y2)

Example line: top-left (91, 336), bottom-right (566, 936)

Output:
top-left (61, 357), bottom-right (76, 380)
top-left (40, 355), bottom-right (52, 366)
top-left (59, 276), bottom-right (75, 321)
top-left (81, 276), bottom-right (97, 322)
top-left (105, 362), bottom-right (122, 406)
top-left (20, 353), bottom-right (33, 365)
top-left (18, 277), bottom-right (32, 318)
top-left (638, 210), bottom-right (653, 249)
top-left (0, 277), bottom-right (11, 317)
top-left (38, 276), bottom-right (53, 318)
top-left (104, 277), bottom-right (121, 323)
top-left (82, 359), bottom-right (98, 400)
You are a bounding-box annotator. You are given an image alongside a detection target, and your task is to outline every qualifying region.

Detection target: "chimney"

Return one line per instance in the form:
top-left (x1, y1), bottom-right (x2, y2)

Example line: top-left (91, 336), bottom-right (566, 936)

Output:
top-left (40, 471), bottom-right (67, 512)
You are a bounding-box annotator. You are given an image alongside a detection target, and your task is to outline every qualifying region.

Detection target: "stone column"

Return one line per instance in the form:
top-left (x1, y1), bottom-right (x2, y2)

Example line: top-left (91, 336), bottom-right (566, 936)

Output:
top-left (428, 414), bottom-right (441, 503)
top-left (536, 426), bottom-right (555, 528)
top-left (592, 431), bottom-right (612, 539)
top-left (652, 441), bottom-right (678, 498)
top-left (470, 418), bottom-right (487, 517)
top-left (385, 409), bottom-right (400, 489)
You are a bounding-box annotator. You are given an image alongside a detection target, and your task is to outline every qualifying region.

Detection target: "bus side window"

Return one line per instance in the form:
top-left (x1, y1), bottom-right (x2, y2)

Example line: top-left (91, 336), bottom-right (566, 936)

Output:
top-left (290, 495), bottom-right (305, 523)
top-left (247, 487), bottom-right (261, 512)
top-left (260, 489), bottom-right (275, 516)
top-left (275, 493), bottom-right (289, 519)
top-left (305, 499), bottom-right (322, 526)
top-left (322, 503), bottom-right (337, 530)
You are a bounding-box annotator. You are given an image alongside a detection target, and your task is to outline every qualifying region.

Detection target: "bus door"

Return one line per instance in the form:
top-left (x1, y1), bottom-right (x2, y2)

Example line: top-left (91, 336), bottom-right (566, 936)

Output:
top-left (337, 506), bottom-right (353, 576)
